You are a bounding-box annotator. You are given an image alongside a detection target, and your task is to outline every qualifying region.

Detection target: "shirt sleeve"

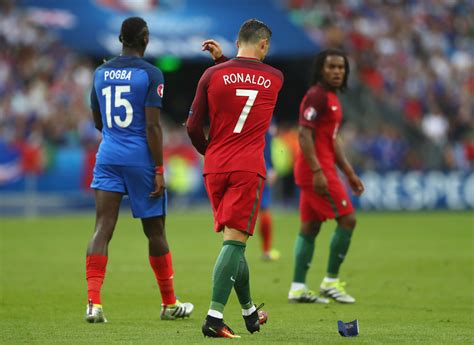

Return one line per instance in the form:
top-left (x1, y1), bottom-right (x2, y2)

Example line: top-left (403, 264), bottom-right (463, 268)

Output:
top-left (186, 69), bottom-right (212, 155)
top-left (90, 80), bottom-right (99, 110)
top-left (214, 55), bottom-right (229, 65)
top-left (298, 87), bottom-right (327, 129)
top-left (276, 69), bottom-right (284, 92)
top-left (145, 67), bottom-right (164, 108)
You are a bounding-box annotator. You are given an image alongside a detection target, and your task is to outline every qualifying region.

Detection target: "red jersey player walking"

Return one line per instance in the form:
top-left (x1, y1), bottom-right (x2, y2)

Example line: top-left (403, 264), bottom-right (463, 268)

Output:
top-left (186, 19), bottom-right (283, 338)
top-left (288, 49), bottom-right (365, 304)
top-left (200, 38), bottom-right (280, 262)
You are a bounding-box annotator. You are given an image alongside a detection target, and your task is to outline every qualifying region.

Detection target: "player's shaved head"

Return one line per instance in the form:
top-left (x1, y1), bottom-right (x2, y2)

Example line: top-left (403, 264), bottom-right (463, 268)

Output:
top-left (311, 49), bottom-right (350, 92)
top-left (238, 19), bottom-right (272, 44)
top-left (119, 17), bottom-right (149, 50)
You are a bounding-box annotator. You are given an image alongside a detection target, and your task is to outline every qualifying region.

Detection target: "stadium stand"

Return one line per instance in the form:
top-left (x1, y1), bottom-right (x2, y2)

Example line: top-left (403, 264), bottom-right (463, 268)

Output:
top-left (0, 0), bottom-right (472, 207)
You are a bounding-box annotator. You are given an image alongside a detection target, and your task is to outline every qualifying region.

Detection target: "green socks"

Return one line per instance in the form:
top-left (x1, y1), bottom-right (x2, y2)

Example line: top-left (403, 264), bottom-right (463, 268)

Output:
top-left (209, 240), bottom-right (252, 314)
top-left (234, 253), bottom-right (253, 310)
top-left (327, 226), bottom-right (353, 277)
top-left (292, 233), bottom-right (316, 283)
top-left (292, 226), bottom-right (354, 284)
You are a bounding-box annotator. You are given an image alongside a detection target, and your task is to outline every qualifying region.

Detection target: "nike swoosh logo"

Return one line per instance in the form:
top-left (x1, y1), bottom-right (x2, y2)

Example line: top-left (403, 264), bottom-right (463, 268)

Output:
top-left (230, 276), bottom-right (236, 282)
top-left (331, 106), bottom-right (338, 111)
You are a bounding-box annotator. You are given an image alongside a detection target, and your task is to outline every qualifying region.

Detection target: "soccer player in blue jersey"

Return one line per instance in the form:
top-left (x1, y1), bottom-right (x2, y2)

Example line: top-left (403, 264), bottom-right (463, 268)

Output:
top-left (84, 17), bottom-right (193, 323)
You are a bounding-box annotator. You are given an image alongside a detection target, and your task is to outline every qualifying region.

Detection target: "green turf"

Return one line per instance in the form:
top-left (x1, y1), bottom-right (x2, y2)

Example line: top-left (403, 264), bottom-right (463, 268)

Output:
top-left (1, 211), bottom-right (473, 344)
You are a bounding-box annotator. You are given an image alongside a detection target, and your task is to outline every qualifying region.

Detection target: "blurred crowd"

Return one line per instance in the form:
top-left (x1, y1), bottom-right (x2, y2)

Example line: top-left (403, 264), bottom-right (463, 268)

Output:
top-left (0, 1), bottom-right (98, 173)
top-left (1, 0), bottom-right (473, 178)
top-left (286, 0), bottom-right (474, 170)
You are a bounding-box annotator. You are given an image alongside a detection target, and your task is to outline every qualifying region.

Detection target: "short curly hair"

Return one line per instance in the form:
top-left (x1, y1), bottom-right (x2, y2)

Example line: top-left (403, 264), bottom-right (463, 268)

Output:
top-left (119, 17), bottom-right (148, 49)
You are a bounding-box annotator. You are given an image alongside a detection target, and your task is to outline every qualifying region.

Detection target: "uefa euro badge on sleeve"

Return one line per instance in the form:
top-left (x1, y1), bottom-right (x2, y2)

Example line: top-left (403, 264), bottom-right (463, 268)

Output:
top-left (337, 319), bottom-right (359, 337)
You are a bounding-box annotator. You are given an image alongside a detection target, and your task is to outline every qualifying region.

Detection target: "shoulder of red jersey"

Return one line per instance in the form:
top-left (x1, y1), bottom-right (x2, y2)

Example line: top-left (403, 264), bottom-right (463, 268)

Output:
top-left (306, 84), bottom-right (328, 98)
top-left (299, 84), bottom-right (328, 124)
top-left (207, 59), bottom-right (234, 71)
top-left (251, 61), bottom-right (284, 84)
top-left (218, 59), bottom-right (283, 82)
top-left (306, 85), bottom-right (328, 107)
top-left (259, 62), bottom-right (284, 82)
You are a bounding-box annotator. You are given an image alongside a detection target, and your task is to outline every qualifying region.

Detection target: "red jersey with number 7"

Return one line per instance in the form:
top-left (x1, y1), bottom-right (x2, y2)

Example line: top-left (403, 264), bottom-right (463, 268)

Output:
top-left (186, 57), bottom-right (284, 177)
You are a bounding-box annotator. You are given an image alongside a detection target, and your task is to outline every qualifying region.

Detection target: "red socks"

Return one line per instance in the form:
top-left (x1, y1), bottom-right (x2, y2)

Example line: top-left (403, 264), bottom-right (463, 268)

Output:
top-left (149, 252), bottom-right (176, 305)
top-left (259, 210), bottom-right (272, 253)
top-left (86, 253), bottom-right (176, 306)
top-left (86, 255), bottom-right (108, 305)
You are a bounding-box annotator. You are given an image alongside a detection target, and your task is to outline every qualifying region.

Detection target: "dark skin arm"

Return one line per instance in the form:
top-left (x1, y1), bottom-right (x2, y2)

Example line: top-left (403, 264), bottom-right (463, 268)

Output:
top-left (92, 108), bottom-right (103, 132)
top-left (334, 136), bottom-right (364, 196)
top-left (145, 107), bottom-right (165, 198)
top-left (298, 125), bottom-right (328, 196)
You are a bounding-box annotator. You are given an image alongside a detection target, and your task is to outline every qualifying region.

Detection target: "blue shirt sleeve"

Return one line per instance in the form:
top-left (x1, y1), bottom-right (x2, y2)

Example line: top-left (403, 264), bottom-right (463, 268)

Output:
top-left (145, 66), bottom-right (164, 108)
top-left (90, 79), bottom-right (99, 110)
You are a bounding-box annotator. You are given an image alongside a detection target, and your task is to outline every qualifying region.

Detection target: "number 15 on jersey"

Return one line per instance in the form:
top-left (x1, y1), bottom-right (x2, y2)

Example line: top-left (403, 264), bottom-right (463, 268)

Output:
top-left (102, 85), bottom-right (134, 128)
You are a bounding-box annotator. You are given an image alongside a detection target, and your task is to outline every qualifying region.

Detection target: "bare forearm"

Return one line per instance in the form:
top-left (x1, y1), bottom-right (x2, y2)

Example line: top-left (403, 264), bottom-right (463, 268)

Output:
top-left (335, 137), bottom-right (354, 176)
top-left (146, 124), bottom-right (163, 166)
top-left (92, 109), bottom-right (103, 132)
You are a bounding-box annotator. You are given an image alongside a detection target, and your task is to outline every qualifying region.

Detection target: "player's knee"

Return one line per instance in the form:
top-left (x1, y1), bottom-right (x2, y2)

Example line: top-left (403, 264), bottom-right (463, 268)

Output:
top-left (92, 229), bottom-right (114, 245)
top-left (300, 222), bottom-right (321, 237)
top-left (339, 214), bottom-right (356, 230)
top-left (146, 232), bottom-right (166, 245)
top-left (142, 217), bottom-right (165, 238)
top-left (311, 222), bottom-right (322, 235)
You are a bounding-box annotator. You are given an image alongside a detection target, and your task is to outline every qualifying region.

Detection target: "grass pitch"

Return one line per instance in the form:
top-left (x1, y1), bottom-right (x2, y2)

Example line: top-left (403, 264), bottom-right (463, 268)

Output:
top-left (1, 211), bottom-right (473, 344)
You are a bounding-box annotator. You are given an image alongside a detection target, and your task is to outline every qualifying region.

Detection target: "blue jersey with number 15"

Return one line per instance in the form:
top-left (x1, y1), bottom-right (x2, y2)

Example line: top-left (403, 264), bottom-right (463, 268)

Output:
top-left (90, 55), bottom-right (164, 167)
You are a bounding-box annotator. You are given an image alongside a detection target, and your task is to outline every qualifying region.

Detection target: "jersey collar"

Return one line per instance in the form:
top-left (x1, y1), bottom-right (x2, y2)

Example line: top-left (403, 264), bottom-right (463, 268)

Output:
top-left (234, 56), bottom-right (262, 63)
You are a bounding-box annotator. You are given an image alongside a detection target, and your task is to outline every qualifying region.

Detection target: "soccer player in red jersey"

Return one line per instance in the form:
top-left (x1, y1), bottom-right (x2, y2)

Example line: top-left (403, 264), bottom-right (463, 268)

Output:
top-left (201, 40), bottom-right (280, 262)
top-left (186, 19), bottom-right (284, 338)
top-left (288, 49), bottom-right (365, 304)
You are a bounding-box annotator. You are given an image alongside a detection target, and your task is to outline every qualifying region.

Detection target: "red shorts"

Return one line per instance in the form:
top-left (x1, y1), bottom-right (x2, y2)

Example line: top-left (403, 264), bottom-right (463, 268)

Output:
top-left (299, 174), bottom-right (354, 222)
top-left (204, 172), bottom-right (264, 235)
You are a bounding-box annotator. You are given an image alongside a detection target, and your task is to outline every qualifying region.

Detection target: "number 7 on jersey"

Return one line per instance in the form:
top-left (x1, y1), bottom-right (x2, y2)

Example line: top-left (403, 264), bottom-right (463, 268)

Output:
top-left (233, 89), bottom-right (258, 133)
